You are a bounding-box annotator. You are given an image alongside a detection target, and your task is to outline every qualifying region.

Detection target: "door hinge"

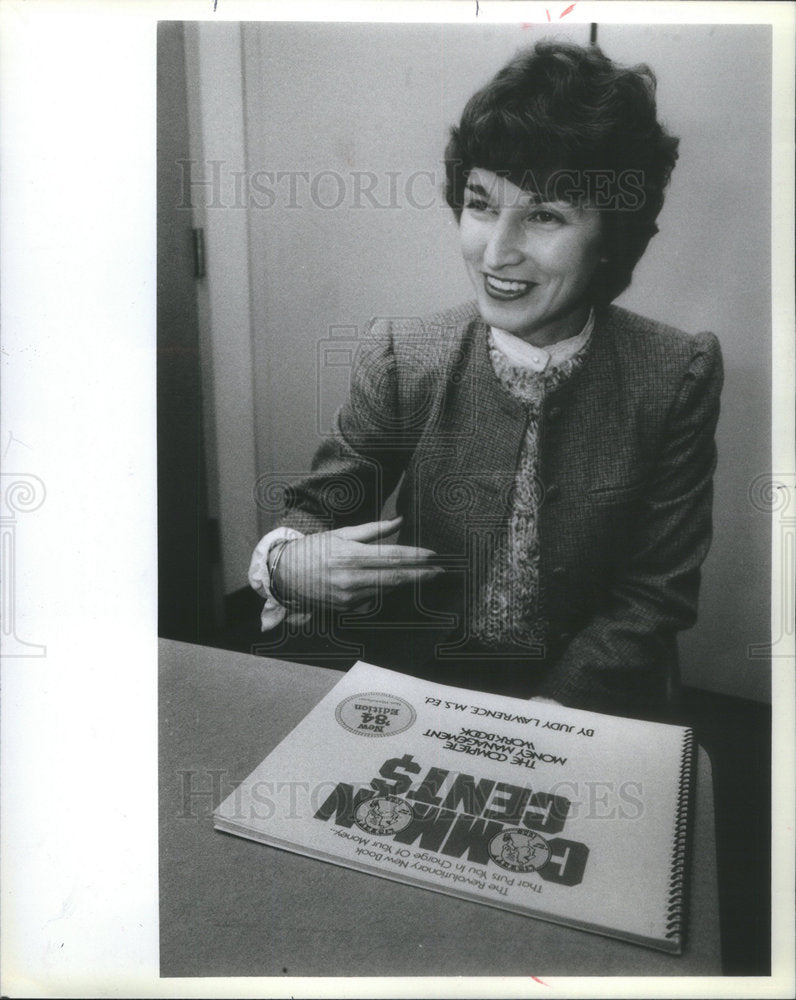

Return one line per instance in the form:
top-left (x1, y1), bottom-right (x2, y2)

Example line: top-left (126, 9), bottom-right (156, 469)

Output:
top-left (192, 227), bottom-right (206, 279)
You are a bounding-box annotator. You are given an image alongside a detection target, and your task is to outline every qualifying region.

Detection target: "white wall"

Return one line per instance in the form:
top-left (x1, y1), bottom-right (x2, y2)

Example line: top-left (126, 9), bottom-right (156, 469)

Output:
top-left (194, 22), bottom-right (772, 702)
top-left (599, 25), bottom-right (772, 702)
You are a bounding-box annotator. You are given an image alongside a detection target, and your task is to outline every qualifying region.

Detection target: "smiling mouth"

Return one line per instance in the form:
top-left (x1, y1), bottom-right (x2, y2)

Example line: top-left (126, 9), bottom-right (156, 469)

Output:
top-left (483, 274), bottom-right (536, 300)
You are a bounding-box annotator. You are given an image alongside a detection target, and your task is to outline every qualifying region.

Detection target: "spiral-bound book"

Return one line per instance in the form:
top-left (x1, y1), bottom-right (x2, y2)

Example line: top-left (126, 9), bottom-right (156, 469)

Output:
top-left (214, 662), bottom-right (695, 954)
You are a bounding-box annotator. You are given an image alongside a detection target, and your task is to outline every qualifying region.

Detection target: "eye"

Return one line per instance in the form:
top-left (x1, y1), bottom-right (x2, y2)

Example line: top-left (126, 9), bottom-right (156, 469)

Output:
top-left (528, 208), bottom-right (563, 225)
top-left (464, 192), bottom-right (496, 214)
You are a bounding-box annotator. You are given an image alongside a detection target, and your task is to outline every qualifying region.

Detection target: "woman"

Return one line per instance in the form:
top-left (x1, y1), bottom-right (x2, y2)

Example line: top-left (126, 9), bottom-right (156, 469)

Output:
top-left (249, 41), bottom-right (723, 720)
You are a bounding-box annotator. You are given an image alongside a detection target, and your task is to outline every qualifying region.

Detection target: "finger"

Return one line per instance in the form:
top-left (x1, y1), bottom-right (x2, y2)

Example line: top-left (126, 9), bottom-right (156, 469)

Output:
top-left (343, 595), bottom-right (380, 615)
top-left (332, 560), bottom-right (445, 573)
top-left (333, 566), bottom-right (444, 590)
top-left (331, 584), bottom-right (381, 607)
top-left (334, 517), bottom-right (403, 543)
top-left (376, 567), bottom-right (446, 589)
top-left (332, 558), bottom-right (443, 570)
top-left (331, 543), bottom-right (440, 567)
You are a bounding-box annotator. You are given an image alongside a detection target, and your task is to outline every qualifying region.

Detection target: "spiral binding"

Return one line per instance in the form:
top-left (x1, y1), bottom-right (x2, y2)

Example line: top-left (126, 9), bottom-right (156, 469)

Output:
top-left (664, 728), bottom-right (696, 947)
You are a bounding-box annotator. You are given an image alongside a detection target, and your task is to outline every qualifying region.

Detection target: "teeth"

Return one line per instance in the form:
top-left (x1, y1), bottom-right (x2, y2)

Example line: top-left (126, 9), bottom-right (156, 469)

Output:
top-left (486, 275), bottom-right (530, 292)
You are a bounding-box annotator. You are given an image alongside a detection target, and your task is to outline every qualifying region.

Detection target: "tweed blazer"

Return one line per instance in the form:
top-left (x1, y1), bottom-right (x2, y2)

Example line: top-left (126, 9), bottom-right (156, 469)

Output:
top-left (279, 301), bottom-right (723, 715)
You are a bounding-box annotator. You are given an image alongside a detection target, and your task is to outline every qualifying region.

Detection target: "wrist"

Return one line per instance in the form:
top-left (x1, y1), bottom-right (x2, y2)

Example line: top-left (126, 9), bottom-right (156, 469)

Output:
top-left (267, 538), bottom-right (293, 605)
top-left (249, 526), bottom-right (304, 601)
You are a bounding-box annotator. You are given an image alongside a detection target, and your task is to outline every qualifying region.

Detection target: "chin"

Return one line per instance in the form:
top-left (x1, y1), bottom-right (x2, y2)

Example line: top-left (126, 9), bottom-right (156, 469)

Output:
top-left (478, 299), bottom-right (539, 335)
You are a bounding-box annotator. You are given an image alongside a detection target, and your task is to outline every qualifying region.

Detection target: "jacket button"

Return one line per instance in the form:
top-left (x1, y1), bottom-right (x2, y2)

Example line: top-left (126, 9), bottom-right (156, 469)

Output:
top-left (546, 484), bottom-right (561, 502)
top-left (559, 632), bottom-right (573, 643)
top-left (548, 406), bottom-right (562, 421)
top-left (552, 566), bottom-right (565, 576)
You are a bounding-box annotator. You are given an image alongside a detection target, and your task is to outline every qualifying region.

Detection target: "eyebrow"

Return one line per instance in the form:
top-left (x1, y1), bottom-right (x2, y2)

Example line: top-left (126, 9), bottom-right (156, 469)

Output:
top-left (464, 181), bottom-right (545, 206)
top-left (464, 182), bottom-right (491, 198)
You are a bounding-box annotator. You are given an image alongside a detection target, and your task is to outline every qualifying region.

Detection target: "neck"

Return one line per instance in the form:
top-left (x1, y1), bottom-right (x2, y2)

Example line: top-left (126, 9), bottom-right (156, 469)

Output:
top-left (516, 304), bottom-right (592, 348)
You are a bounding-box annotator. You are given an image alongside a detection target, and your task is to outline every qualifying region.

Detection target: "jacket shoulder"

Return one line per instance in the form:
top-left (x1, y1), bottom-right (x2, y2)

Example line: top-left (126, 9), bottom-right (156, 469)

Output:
top-left (367, 302), bottom-right (481, 378)
top-left (371, 301), bottom-right (480, 341)
top-left (601, 305), bottom-right (722, 373)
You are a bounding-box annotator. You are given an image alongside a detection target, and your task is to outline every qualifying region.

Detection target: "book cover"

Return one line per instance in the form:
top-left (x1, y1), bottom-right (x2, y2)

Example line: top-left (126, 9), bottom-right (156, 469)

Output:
top-left (213, 661), bottom-right (694, 954)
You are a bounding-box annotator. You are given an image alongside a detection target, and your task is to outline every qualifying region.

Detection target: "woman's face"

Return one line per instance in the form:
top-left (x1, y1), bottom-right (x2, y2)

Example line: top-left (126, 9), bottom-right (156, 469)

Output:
top-left (459, 167), bottom-right (604, 347)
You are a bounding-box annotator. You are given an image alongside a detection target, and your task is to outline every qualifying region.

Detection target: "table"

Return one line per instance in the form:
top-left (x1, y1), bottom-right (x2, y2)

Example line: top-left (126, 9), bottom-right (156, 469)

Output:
top-left (159, 639), bottom-right (722, 977)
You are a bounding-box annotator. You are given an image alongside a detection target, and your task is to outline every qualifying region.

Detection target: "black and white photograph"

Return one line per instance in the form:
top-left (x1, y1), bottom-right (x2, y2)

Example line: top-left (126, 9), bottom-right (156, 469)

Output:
top-left (158, 14), bottom-right (776, 982)
top-left (1, 1), bottom-right (794, 996)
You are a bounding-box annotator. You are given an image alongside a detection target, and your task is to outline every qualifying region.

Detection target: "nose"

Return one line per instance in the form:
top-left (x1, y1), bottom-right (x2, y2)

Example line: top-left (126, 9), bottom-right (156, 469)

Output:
top-left (484, 215), bottom-right (525, 270)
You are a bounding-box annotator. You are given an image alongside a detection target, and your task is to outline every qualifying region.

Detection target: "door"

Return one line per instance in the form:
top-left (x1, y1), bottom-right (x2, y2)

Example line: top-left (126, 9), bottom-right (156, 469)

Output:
top-left (157, 22), bottom-right (218, 641)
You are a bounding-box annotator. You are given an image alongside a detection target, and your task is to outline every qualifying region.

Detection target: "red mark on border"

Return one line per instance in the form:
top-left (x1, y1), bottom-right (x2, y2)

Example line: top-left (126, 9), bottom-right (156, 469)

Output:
top-left (531, 976), bottom-right (550, 987)
top-left (523, 3), bottom-right (577, 28)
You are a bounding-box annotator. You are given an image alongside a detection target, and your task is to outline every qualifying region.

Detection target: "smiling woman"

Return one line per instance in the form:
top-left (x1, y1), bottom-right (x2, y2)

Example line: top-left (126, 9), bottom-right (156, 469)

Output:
top-left (247, 40), bottom-right (724, 722)
top-left (459, 168), bottom-right (603, 346)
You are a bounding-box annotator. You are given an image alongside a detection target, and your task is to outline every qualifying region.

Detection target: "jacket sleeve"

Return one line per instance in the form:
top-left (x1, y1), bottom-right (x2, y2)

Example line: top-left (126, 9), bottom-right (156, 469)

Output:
top-left (536, 332), bottom-right (724, 714)
top-left (277, 317), bottom-right (412, 535)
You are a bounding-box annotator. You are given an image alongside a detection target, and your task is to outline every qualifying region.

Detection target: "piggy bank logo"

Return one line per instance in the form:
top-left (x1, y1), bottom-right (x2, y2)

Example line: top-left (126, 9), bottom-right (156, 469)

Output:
top-left (354, 794), bottom-right (415, 835)
top-left (488, 829), bottom-right (551, 873)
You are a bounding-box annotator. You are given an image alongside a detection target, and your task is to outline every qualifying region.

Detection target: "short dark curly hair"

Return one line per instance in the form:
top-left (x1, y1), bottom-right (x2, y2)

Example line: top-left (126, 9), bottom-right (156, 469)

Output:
top-left (444, 41), bottom-right (680, 304)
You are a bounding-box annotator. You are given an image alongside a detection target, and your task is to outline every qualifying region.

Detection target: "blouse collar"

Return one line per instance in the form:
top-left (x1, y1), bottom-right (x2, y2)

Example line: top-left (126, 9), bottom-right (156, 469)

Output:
top-left (489, 308), bottom-right (595, 372)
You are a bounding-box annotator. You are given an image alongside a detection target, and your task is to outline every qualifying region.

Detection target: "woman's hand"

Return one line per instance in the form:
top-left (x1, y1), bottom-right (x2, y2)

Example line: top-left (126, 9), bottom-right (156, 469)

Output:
top-left (271, 516), bottom-right (444, 610)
